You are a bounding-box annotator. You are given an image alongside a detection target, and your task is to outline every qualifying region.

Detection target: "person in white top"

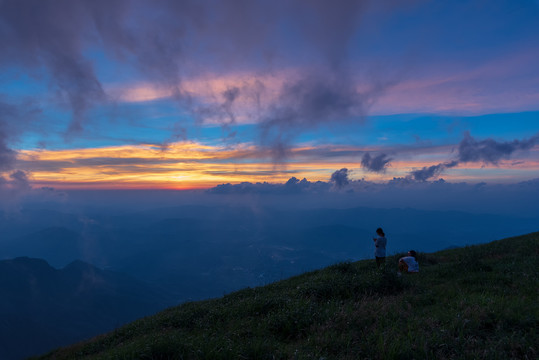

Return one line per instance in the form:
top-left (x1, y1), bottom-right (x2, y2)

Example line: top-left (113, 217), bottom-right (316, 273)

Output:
top-left (399, 250), bottom-right (419, 273)
top-left (373, 227), bottom-right (387, 268)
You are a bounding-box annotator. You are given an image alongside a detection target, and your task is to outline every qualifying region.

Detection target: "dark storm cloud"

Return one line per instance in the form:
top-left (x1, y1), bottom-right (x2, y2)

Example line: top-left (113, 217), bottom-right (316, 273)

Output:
top-left (409, 161), bottom-right (458, 182)
top-left (458, 131), bottom-right (539, 164)
top-left (330, 168), bottom-right (350, 189)
top-left (409, 164), bottom-right (444, 182)
top-left (361, 152), bottom-right (392, 172)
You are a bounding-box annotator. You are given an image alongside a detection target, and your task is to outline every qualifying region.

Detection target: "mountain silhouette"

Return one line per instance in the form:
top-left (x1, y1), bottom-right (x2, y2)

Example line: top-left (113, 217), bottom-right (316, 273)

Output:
top-left (0, 257), bottom-right (176, 360)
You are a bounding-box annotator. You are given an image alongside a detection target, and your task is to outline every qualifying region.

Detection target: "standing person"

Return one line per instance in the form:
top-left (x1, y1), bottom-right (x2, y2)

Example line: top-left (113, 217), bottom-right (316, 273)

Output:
top-left (373, 227), bottom-right (387, 268)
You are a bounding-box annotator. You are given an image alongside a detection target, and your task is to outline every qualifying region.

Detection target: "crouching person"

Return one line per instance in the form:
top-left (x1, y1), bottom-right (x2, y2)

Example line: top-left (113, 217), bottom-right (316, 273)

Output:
top-left (398, 250), bottom-right (419, 273)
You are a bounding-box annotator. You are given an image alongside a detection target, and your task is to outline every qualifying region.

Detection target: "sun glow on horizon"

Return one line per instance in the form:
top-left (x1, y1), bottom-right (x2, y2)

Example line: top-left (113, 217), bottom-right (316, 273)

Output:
top-left (10, 141), bottom-right (539, 190)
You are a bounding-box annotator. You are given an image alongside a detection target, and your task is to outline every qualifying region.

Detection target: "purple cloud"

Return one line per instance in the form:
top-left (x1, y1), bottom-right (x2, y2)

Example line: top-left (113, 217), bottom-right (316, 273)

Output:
top-left (406, 131), bottom-right (539, 181)
top-left (330, 168), bottom-right (351, 189)
top-left (1, 0), bottom-right (407, 155)
top-left (0, 129), bottom-right (16, 171)
top-left (206, 177), bottom-right (331, 195)
top-left (361, 152), bottom-right (392, 173)
top-left (458, 131), bottom-right (539, 164)
top-left (0, 102), bottom-right (18, 171)
top-left (7, 170), bottom-right (31, 191)
top-left (0, 0), bottom-right (107, 135)
top-left (409, 161), bottom-right (458, 182)
top-left (0, 98), bottom-right (41, 171)
top-left (259, 71), bottom-right (396, 161)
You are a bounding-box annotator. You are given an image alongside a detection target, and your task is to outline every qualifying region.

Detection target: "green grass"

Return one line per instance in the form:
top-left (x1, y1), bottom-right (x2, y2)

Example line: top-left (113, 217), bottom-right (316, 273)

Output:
top-left (35, 232), bottom-right (538, 359)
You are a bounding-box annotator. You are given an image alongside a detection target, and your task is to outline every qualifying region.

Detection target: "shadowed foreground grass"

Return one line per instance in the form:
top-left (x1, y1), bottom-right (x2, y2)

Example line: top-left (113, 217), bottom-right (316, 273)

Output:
top-left (36, 232), bottom-right (538, 359)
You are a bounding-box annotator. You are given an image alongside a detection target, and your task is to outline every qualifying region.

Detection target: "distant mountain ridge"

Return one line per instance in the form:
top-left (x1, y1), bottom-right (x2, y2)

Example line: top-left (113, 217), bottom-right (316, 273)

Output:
top-left (0, 257), bottom-right (176, 360)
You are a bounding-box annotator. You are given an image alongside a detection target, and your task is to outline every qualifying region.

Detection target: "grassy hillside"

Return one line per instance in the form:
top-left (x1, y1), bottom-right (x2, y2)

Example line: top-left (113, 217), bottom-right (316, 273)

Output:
top-left (36, 232), bottom-right (538, 360)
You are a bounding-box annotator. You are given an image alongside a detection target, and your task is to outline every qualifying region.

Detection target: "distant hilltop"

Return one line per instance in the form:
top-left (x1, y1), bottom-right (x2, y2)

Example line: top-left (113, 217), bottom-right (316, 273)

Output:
top-left (35, 231), bottom-right (538, 360)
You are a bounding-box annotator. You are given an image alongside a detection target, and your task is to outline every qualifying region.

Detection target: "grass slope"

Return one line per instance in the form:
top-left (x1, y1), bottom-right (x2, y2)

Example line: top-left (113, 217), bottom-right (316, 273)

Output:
top-left (36, 232), bottom-right (538, 360)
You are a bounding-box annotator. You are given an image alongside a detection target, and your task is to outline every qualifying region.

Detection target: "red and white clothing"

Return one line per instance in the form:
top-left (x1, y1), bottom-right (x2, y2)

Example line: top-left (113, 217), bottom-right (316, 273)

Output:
top-left (399, 256), bottom-right (419, 272)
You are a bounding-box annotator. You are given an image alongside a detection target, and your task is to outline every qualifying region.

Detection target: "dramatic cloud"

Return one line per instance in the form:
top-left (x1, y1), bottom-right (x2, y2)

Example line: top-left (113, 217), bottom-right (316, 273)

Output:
top-left (0, 99), bottom-right (36, 206)
top-left (0, 98), bottom-right (41, 171)
top-left (259, 72), bottom-right (395, 160)
top-left (458, 131), bottom-right (539, 164)
top-left (0, 0), bottom-right (183, 134)
top-left (408, 164), bottom-right (443, 182)
top-left (0, 0), bottom-right (406, 153)
top-left (0, 0), bottom-right (106, 135)
top-left (409, 161), bottom-right (458, 182)
top-left (406, 132), bottom-right (539, 181)
top-left (0, 102), bottom-right (18, 171)
top-left (361, 152), bottom-right (392, 173)
top-left (0, 129), bottom-right (16, 171)
top-left (330, 168), bottom-right (350, 189)
top-left (1, 0), bottom-right (538, 187)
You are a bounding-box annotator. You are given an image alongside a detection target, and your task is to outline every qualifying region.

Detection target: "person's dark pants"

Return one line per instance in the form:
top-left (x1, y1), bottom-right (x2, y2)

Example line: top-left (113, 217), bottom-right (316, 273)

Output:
top-left (376, 256), bottom-right (385, 268)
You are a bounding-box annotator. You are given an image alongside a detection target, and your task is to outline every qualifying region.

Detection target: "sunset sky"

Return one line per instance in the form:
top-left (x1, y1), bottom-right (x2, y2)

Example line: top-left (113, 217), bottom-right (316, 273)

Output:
top-left (1, 0), bottom-right (538, 190)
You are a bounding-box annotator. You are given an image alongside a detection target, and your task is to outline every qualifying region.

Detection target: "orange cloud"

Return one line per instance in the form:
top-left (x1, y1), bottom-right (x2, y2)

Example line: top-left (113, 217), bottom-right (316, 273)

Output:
top-left (16, 142), bottom-right (322, 189)
top-left (14, 142), bottom-right (539, 189)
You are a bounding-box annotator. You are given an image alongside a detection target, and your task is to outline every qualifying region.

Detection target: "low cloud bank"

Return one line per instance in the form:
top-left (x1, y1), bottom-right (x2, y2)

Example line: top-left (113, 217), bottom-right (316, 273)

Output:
top-left (207, 176), bottom-right (331, 195)
top-left (206, 170), bottom-right (539, 217)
